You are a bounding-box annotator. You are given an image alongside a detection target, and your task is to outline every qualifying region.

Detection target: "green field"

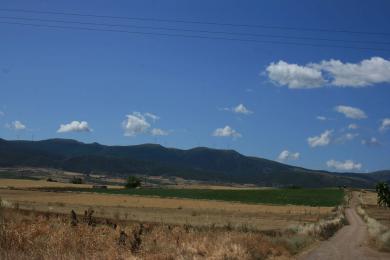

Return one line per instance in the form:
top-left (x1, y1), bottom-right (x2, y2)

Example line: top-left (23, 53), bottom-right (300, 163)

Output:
top-left (42, 187), bottom-right (344, 207)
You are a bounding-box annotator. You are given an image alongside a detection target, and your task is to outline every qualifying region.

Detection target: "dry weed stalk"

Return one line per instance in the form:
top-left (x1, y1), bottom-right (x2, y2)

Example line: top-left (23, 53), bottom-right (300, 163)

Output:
top-left (0, 208), bottom-right (294, 259)
top-left (357, 205), bottom-right (390, 251)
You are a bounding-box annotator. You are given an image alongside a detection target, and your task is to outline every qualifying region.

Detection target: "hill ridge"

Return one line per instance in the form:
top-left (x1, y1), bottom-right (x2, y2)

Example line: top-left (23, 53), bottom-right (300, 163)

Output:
top-left (0, 138), bottom-right (389, 188)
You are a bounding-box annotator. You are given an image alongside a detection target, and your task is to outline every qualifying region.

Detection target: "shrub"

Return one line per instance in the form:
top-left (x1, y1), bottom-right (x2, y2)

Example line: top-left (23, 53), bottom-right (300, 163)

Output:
top-left (376, 182), bottom-right (390, 207)
top-left (357, 205), bottom-right (390, 251)
top-left (71, 177), bottom-right (83, 184)
top-left (125, 176), bottom-right (141, 189)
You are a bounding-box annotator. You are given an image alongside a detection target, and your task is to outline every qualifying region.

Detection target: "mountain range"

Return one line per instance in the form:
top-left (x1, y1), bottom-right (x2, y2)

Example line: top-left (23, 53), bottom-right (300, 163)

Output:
top-left (0, 138), bottom-right (389, 188)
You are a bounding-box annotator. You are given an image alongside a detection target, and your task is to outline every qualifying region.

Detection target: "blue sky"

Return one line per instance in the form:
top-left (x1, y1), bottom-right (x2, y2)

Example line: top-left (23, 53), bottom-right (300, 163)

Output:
top-left (1, 0), bottom-right (390, 172)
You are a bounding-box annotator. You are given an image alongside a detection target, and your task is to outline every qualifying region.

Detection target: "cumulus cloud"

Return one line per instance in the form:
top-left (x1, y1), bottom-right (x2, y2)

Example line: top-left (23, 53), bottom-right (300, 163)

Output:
top-left (277, 150), bottom-right (300, 162)
top-left (266, 60), bottom-right (326, 89)
top-left (6, 120), bottom-right (26, 130)
top-left (122, 113), bottom-right (151, 137)
top-left (144, 112), bottom-right (160, 122)
top-left (220, 104), bottom-right (253, 115)
top-left (307, 130), bottom-right (332, 147)
top-left (265, 57), bottom-right (390, 88)
top-left (122, 112), bottom-right (167, 137)
top-left (335, 133), bottom-right (359, 143)
top-left (344, 133), bottom-right (359, 140)
top-left (57, 121), bottom-right (91, 133)
top-left (361, 137), bottom-right (380, 146)
top-left (316, 116), bottom-right (327, 121)
top-left (151, 128), bottom-right (169, 136)
top-left (213, 125), bottom-right (242, 138)
top-left (233, 104), bottom-right (253, 115)
top-left (348, 124), bottom-right (358, 130)
top-left (334, 105), bottom-right (367, 119)
top-left (379, 118), bottom-right (390, 132)
top-left (315, 57), bottom-right (390, 87)
top-left (326, 159), bottom-right (362, 171)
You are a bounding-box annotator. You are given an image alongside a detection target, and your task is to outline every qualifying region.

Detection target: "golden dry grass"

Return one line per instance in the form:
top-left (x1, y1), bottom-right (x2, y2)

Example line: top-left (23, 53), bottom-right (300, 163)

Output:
top-left (0, 208), bottom-right (293, 260)
top-left (358, 191), bottom-right (390, 251)
top-left (361, 190), bottom-right (378, 205)
top-left (0, 188), bottom-right (333, 231)
top-left (0, 179), bottom-right (121, 189)
top-left (361, 191), bottom-right (390, 228)
top-left (0, 187), bottom-right (347, 259)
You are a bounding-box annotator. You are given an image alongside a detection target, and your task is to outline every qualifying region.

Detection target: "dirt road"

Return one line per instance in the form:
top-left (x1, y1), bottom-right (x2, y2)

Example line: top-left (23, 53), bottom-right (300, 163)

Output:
top-left (300, 192), bottom-right (390, 260)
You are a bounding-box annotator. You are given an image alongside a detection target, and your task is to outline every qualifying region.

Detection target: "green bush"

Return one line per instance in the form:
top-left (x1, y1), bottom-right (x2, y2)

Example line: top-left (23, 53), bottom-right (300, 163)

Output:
top-left (70, 177), bottom-right (83, 184)
top-left (376, 182), bottom-right (390, 207)
top-left (125, 176), bottom-right (141, 189)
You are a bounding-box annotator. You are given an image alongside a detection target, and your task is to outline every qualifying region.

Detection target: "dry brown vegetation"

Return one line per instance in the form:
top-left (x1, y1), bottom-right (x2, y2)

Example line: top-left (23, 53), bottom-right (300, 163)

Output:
top-left (0, 199), bottom-right (347, 260)
top-left (0, 179), bottom-right (347, 259)
top-left (0, 206), bottom-right (295, 259)
top-left (0, 179), bottom-right (120, 189)
top-left (0, 191), bottom-right (347, 260)
top-left (0, 188), bottom-right (333, 231)
top-left (358, 191), bottom-right (390, 252)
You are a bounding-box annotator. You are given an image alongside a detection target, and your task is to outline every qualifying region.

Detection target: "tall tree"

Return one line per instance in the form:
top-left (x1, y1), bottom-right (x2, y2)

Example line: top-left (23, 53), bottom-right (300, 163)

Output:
top-left (375, 182), bottom-right (390, 207)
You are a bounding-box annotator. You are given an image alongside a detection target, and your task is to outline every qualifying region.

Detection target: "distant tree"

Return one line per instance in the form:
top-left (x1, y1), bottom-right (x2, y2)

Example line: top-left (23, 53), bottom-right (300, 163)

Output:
top-left (125, 176), bottom-right (141, 189)
top-left (71, 177), bottom-right (83, 184)
top-left (375, 182), bottom-right (390, 207)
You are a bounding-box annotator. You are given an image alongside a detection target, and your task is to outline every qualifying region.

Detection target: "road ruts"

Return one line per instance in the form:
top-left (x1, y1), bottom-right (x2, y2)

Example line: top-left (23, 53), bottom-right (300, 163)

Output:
top-left (299, 192), bottom-right (390, 260)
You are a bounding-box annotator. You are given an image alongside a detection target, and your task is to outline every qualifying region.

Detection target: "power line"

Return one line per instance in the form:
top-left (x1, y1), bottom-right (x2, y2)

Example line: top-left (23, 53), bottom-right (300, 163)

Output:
top-left (1, 7), bottom-right (390, 37)
top-left (1, 16), bottom-right (390, 46)
top-left (2, 21), bottom-right (390, 52)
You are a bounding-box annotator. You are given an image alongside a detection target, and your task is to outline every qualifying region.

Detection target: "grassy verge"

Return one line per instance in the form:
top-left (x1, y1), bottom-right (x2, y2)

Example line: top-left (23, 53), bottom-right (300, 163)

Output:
top-left (0, 198), bottom-right (346, 259)
top-left (40, 187), bottom-right (344, 207)
top-left (357, 192), bottom-right (390, 252)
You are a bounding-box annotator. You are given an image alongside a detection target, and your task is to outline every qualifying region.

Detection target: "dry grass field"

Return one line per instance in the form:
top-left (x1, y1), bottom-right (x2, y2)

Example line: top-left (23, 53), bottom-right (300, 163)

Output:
top-left (0, 207), bottom-right (296, 260)
top-left (361, 190), bottom-right (390, 227)
top-left (0, 178), bottom-right (347, 259)
top-left (0, 179), bottom-right (121, 189)
top-left (0, 188), bottom-right (333, 231)
top-left (0, 194), bottom-right (346, 259)
top-left (357, 190), bottom-right (390, 252)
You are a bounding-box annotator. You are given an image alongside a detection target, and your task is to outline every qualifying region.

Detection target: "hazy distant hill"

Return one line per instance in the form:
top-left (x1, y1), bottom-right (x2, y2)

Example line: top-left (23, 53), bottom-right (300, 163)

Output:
top-left (0, 138), bottom-right (389, 188)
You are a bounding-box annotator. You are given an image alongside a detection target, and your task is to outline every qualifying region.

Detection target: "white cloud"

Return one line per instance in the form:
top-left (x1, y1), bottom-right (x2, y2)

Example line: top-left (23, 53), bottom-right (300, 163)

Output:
top-left (316, 116), bottom-right (327, 121)
top-left (277, 150), bottom-right (300, 162)
top-left (348, 124), bottom-right (358, 130)
top-left (144, 112), bottom-right (160, 122)
top-left (334, 105), bottom-right (367, 119)
top-left (220, 104), bottom-right (253, 115)
top-left (122, 112), bottom-right (167, 137)
top-left (315, 57), bottom-right (390, 87)
top-left (266, 60), bottom-right (326, 89)
top-left (336, 133), bottom-right (359, 143)
top-left (326, 159), bottom-right (362, 171)
top-left (265, 57), bottom-right (390, 88)
top-left (6, 120), bottom-right (26, 130)
top-left (151, 128), bottom-right (169, 136)
top-left (57, 121), bottom-right (91, 133)
top-left (307, 130), bottom-right (332, 147)
top-left (344, 133), bottom-right (358, 140)
top-left (361, 137), bottom-right (380, 146)
top-left (233, 104), bottom-right (253, 115)
top-left (122, 113), bottom-right (151, 137)
top-left (213, 125), bottom-right (242, 138)
top-left (379, 118), bottom-right (390, 132)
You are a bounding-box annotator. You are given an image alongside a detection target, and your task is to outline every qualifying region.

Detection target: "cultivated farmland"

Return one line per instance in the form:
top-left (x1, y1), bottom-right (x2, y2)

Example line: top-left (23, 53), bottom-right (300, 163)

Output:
top-left (0, 178), bottom-right (347, 259)
top-left (41, 187), bottom-right (344, 207)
